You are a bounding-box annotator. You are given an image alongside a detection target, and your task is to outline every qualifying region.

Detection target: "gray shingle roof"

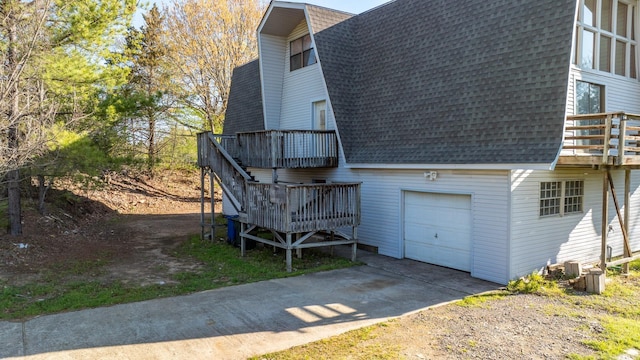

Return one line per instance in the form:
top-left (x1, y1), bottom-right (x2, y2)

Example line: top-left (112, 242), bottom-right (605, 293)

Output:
top-left (315, 0), bottom-right (577, 164)
top-left (222, 60), bottom-right (264, 135)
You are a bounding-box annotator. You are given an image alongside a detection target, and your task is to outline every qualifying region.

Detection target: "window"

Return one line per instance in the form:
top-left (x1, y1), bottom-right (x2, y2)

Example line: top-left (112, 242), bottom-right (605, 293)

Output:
top-left (576, 80), bottom-right (604, 114)
top-left (540, 181), bottom-right (584, 217)
top-left (290, 34), bottom-right (316, 71)
top-left (574, 0), bottom-right (638, 78)
top-left (575, 81), bottom-right (604, 152)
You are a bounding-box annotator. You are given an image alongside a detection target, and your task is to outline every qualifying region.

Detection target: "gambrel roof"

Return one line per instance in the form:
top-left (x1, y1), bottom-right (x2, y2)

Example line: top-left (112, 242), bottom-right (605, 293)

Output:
top-left (223, 60), bottom-right (264, 135)
top-left (227, 0), bottom-right (578, 165)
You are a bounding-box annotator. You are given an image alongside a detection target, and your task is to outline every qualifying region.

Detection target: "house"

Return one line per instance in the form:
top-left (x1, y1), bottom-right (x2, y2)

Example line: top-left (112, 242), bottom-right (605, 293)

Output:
top-left (199, 0), bottom-right (640, 284)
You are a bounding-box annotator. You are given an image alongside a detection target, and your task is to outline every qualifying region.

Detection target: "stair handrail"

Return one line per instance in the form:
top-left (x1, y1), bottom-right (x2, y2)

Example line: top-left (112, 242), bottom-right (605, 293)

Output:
top-left (202, 132), bottom-right (252, 212)
top-left (207, 133), bottom-right (252, 181)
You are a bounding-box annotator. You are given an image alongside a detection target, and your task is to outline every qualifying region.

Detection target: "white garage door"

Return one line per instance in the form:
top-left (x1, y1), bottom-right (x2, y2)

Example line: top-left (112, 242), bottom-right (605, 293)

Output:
top-left (403, 191), bottom-right (472, 272)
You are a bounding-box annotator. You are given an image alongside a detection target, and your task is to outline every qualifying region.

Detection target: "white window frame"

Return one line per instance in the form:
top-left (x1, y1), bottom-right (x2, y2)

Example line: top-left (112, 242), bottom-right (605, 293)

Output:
top-left (574, 0), bottom-right (639, 79)
top-left (289, 34), bottom-right (316, 71)
top-left (539, 180), bottom-right (585, 217)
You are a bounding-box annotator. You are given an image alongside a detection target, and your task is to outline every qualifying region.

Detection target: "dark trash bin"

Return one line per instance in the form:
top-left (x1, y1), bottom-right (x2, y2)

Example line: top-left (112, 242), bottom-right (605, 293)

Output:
top-left (223, 215), bottom-right (255, 249)
top-left (224, 215), bottom-right (240, 246)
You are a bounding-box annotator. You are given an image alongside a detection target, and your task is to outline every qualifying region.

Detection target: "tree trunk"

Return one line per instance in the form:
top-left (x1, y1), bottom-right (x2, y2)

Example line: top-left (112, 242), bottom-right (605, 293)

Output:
top-left (148, 112), bottom-right (156, 173)
top-left (6, 8), bottom-right (22, 235)
top-left (37, 174), bottom-right (50, 215)
top-left (7, 168), bottom-right (22, 235)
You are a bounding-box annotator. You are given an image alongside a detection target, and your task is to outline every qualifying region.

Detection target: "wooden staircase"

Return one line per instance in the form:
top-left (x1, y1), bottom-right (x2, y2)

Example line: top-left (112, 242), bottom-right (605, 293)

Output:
top-left (197, 131), bottom-right (361, 272)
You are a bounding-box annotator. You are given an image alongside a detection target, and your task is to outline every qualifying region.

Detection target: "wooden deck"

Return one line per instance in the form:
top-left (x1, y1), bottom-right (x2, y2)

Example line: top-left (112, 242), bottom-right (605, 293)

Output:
top-left (197, 131), bottom-right (361, 271)
top-left (244, 182), bottom-right (361, 233)
top-left (558, 112), bottom-right (640, 168)
top-left (223, 130), bottom-right (338, 169)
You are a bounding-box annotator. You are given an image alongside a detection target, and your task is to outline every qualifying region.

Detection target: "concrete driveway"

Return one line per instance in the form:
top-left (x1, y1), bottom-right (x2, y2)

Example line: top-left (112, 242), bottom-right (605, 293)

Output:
top-left (0, 249), bottom-right (498, 359)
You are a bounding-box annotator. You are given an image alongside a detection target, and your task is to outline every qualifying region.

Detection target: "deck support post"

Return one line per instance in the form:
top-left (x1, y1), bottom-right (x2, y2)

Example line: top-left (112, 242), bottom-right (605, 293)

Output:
top-left (351, 226), bottom-right (358, 262)
top-left (601, 170), bottom-right (609, 271)
top-left (286, 233), bottom-right (293, 272)
top-left (240, 222), bottom-right (246, 257)
top-left (295, 233), bottom-right (302, 258)
top-left (200, 167), bottom-right (206, 240)
top-left (624, 169), bottom-right (631, 274)
top-left (209, 169), bottom-right (215, 240)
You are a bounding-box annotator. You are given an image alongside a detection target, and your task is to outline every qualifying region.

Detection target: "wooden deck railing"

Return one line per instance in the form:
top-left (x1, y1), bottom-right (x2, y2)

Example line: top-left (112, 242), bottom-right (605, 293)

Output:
top-left (245, 182), bottom-right (361, 233)
top-left (234, 130), bottom-right (338, 168)
top-left (560, 112), bottom-right (640, 166)
top-left (197, 132), bottom-right (252, 211)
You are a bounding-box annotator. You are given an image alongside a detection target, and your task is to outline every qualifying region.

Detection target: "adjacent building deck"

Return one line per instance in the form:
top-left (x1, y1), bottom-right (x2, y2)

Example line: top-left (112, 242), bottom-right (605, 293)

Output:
top-left (197, 131), bottom-right (360, 271)
top-left (558, 112), bottom-right (640, 168)
top-left (559, 112), bottom-right (640, 272)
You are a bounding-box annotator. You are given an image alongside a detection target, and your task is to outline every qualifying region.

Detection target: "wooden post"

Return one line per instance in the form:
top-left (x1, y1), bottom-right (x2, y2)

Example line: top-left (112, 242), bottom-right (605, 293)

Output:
top-left (295, 234), bottom-right (302, 258)
top-left (619, 115), bottom-right (627, 165)
top-left (210, 169), bottom-right (215, 241)
top-left (601, 170), bottom-right (609, 271)
top-left (351, 226), bottom-right (358, 262)
top-left (607, 172), bottom-right (633, 259)
top-left (603, 114), bottom-right (613, 165)
top-left (240, 222), bottom-right (246, 257)
top-left (200, 167), bottom-right (206, 240)
top-left (286, 233), bottom-right (293, 272)
top-left (624, 169), bottom-right (631, 274)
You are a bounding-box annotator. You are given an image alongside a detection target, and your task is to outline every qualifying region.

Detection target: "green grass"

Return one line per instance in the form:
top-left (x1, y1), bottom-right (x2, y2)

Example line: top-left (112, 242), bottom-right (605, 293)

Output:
top-left (566, 259), bottom-right (640, 359)
top-left (582, 317), bottom-right (640, 357)
top-left (252, 323), bottom-right (401, 360)
top-left (0, 233), bottom-right (358, 320)
top-left (456, 291), bottom-right (510, 307)
top-left (261, 261), bottom-right (640, 360)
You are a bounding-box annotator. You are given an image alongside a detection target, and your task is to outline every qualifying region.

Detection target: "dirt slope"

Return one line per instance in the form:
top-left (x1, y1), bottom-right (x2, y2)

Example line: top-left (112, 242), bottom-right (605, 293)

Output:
top-left (0, 169), bottom-right (219, 286)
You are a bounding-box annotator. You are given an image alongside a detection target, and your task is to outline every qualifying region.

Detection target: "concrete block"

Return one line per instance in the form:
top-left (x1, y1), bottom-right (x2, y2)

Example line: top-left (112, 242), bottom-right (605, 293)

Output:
top-left (586, 269), bottom-right (605, 294)
top-left (572, 276), bottom-right (586, 291)
top-left (564, 260), bottom-right (582, 278)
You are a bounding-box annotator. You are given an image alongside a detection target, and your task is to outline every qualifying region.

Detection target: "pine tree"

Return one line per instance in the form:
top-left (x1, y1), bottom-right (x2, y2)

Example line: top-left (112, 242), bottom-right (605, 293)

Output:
top-left (125, 5), bottom-right (173, 172)
top-left (0, 0), bottom-right (135, 235)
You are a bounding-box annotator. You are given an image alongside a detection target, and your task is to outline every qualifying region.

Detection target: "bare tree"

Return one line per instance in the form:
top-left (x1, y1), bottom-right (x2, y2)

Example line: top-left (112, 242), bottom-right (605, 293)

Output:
top-left (1, 0), bottom-right (53, 234)
top-left (163, 0), bottom-right (264, 133)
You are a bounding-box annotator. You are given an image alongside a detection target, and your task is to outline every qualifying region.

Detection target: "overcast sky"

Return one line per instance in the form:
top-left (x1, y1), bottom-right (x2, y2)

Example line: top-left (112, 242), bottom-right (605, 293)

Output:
top-left (133, 0), bottom-right (391, 28)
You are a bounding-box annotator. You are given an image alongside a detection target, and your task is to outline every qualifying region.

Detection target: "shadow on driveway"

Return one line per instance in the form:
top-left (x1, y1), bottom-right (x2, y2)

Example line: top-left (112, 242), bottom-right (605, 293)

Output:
top-left (1, 250), bottom-right (499, 359)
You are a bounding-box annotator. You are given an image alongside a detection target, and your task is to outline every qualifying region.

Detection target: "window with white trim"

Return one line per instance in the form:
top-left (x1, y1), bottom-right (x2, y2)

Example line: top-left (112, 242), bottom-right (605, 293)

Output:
top-left (290, 34), bottom-right (316, 71)
top-left (574, 0), bottom-right (638, 79)
top-left (539, 180), bottom-right (584, 217)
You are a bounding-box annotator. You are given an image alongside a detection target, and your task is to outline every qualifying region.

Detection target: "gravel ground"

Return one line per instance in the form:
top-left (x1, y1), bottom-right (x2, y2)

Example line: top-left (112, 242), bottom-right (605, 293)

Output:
top-left (393, 293), bottom-right (599, 359)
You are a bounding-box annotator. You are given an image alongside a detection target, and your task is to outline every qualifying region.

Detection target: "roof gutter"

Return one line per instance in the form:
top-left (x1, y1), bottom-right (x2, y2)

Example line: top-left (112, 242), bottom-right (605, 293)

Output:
top-left (343, 163), bottom-right (556, 171)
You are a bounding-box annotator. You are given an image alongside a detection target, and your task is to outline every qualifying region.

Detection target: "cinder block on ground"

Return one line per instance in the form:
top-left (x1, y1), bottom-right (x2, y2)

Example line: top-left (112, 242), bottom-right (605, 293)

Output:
top-left (564, 261), bottom-right (582, 278)
top-left (586, 269), bottom-right (605, 294)
top-left (572, 276), bottom-right (586, 291)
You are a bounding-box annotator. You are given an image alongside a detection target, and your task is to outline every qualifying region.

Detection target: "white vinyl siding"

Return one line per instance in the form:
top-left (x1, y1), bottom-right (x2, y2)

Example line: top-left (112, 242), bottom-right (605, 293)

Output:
top-left (510, 169), bottom-right (640, 278)
top-left (222, 194), bottom-right (238, 216)
top-left (259, 34), bottom-right (287, 130)
top-left (271, 167), bottom-right (511, 284)
top-left (562, 68), bottom-right (640, 156)
top-left (279, 20), bottom-right (329, 130)
top-left (567, 69), bottom-right (640, 115)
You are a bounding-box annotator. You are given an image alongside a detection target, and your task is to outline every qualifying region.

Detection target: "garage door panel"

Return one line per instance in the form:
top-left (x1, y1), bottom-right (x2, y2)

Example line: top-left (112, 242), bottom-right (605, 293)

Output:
top-left (403, 191), bottom-right (472, 272)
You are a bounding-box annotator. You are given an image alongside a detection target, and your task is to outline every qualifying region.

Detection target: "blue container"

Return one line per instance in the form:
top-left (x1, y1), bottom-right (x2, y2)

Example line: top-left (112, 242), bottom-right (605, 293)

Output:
top-left (224, 215), bottom-right (239, 245)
